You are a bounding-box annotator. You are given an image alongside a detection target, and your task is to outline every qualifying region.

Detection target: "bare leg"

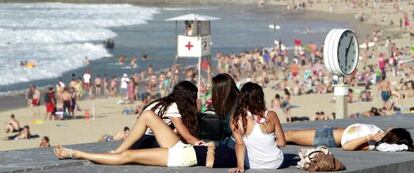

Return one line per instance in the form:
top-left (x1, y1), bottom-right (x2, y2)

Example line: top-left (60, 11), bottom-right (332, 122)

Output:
top-left (333, 128), bottom-right (344, 146)
top-left (285, 128), bottom-right (345, 146)
top-left (55, 145), bottom-right (169, 166)
top-left (285, 129), bottom-right (316, 146)
top-left (5, 124), bottom-right (12, 133)
top-left (113, 110), bottom-right (180, 153)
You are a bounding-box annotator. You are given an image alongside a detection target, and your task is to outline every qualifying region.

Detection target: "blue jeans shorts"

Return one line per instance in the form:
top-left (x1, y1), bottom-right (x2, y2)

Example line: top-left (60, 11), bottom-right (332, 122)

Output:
top-left (313, 126), bottom-right (337, 148)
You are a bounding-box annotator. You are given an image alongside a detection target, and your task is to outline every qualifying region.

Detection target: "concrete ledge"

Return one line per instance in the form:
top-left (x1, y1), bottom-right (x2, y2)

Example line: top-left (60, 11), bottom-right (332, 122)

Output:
top-left (2, 114), bottom-right (414, 173)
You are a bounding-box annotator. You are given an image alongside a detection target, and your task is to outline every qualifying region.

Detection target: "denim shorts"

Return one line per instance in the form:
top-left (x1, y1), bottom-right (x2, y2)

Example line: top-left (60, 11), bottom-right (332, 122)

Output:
top-left (313, 126), bottom-right (337, 148)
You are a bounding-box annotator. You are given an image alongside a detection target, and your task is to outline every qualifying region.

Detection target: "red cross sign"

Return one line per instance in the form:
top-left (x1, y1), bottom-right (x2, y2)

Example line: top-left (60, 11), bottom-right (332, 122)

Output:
top-left (185, 41), bottom-right (193, 51)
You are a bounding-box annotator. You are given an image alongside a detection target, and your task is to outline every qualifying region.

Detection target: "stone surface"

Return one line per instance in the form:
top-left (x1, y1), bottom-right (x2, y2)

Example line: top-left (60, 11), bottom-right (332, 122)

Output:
top-left (2, 114), bottom-right (414, 173)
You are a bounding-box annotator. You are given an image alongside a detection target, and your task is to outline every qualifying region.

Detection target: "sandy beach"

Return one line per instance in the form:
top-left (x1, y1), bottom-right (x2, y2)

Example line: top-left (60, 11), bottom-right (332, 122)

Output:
top-left (1, 0), bottom-right (414, 151)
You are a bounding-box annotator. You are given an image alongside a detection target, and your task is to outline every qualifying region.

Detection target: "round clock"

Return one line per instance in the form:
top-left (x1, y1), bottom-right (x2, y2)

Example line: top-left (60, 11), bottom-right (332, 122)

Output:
top-left (323, 29), bottom-right (359, 76)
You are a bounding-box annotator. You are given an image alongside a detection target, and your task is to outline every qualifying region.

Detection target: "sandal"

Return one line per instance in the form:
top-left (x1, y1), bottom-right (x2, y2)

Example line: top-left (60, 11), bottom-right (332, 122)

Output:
top-left (54, 145), bottom-right (73, 159)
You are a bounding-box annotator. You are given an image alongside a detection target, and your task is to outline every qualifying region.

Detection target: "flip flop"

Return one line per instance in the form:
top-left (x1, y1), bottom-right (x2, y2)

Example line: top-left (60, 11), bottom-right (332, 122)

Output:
top-left (54, 145), bottom-right (73, 160)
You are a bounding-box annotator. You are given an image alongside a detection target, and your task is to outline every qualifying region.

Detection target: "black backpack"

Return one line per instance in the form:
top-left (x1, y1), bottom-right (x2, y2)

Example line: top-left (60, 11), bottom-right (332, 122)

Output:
top-left (197, 110), bottom-right (228, 141)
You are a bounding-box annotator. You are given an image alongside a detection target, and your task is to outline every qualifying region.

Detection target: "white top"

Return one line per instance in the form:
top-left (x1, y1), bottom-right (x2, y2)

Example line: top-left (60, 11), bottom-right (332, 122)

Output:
top-left (341, 123), bottom-right (383, 150)
top-left (242, 111), bottom-right (284, 169)
top-left (120, 77), bottom-right (129, 89)
top-left (375, 143), bottom-right (408, 152)
top-left (83, 73), bottom-right (91, 83)
top-left (142, 102), bottom-right (181, 135)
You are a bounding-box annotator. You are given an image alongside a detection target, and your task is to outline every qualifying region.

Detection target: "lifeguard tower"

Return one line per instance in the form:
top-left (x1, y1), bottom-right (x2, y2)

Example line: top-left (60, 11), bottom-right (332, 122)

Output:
top-left (165, 13), bottom-right (220, 95)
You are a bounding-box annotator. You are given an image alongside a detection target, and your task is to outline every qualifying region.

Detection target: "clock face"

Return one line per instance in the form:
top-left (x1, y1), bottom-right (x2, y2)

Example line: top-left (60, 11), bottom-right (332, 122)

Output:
top-left (337, 30), bottom-right (358, 75)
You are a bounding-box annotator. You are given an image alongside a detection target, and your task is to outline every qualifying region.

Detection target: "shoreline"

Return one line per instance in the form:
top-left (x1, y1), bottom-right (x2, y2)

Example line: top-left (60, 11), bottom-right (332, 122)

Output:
top-left (0, 2), bottom-right (372, 112)
top-left (2, 1), bottom-right (413, 151)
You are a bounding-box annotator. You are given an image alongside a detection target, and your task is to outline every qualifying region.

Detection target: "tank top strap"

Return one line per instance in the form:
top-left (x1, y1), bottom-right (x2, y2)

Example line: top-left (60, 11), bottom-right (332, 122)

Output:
top-left (246, 111), bottom-right (253, 117)
top-left (264, 111), bottom-right (269, 118)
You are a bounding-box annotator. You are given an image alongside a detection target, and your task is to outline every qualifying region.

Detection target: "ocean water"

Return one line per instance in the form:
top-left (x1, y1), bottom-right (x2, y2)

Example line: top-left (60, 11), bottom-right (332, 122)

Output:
top-left (0, 3), bottom-right (347, 94)
top-left (0, 3), bottom-right (158, 87)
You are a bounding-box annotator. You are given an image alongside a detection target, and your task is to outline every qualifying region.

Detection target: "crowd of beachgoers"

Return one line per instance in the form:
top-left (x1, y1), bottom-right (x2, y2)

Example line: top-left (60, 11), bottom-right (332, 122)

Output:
top-left (17, 21), bottom-right (414, 123)
top-left (2, 0), bottom-right (414, 167)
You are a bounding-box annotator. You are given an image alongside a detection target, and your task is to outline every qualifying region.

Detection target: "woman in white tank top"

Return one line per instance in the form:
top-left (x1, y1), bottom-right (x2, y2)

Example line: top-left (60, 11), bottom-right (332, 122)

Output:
top-left (229, 82), bottom-right (286, 172)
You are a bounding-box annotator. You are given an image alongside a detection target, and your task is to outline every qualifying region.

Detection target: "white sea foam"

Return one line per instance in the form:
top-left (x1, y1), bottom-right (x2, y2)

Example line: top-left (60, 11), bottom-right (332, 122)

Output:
top-left (0, 43), bottom-right (111, 85)
top-left (162, 7), bottom-right (215, 11)
top-left (0, 3), bottom-right (159, 86)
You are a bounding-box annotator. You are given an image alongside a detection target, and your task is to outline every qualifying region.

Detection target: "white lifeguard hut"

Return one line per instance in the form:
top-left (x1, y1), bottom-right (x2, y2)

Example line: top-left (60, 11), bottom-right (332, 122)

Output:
top-left (165, 13), bottom-right (220, 96)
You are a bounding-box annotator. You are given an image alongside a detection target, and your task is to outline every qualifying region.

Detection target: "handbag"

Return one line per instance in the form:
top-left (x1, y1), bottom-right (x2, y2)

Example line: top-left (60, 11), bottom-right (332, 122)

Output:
top-left (197, 110), bottom-right (226, 140)
top-left (297, 146), bottom-right (346, 172)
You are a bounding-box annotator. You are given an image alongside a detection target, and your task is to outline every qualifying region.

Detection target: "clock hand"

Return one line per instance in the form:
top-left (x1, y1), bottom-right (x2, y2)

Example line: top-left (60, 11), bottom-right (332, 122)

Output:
top-left (344, 36), bottom-right (353, 67)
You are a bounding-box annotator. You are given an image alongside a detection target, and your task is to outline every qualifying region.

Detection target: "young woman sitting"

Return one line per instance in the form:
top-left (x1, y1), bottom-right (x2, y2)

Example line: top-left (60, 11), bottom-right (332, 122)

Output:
top-left (54, 110), bottom-right (237, 168)
top-left (230, 82), bottom-right (286, 172)
top-left (113, 81), bottom-right (204, 153)
top-left (211, 73), bottom-right (241, 144)
top-left (285, 124), bottom-right (414, 152)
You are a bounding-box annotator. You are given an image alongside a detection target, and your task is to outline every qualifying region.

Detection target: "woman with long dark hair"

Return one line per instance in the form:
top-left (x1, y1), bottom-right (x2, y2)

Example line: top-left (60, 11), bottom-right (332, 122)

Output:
top-left (211, 73), bottom-right (247, 173)
top-left (112, 80), bottom-right (203, 153)
top-left (231, 82), bottom-right (286, 171)
top-left (211, 73), bottom-right (240, 140)
top-left (54, 110), bottom-right (237, 168)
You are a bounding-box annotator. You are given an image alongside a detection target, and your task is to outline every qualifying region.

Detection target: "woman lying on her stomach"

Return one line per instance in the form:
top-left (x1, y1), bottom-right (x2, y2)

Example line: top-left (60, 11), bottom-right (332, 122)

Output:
top-left (230, 82), bottom-right (286, 172)
top-left (285, 123), bottom-right (414, 152)
top-left (54, 110), bottom-right (237, 168)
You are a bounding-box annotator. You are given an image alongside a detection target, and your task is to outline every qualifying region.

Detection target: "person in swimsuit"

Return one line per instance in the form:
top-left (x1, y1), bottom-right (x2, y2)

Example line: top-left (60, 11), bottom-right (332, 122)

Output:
top-left (26, 84), bottom-right (34, 107)
top-left (95, 75), bottom-right (103, 96)
top-left (378, 76), bottom-right (394, 115)
top-left (31, 85), bottom-right (41, 116)
top-left (7, 125), bottom-right (31, 140)
top-left (61, 88), bottom-right (73, 118)
top-left (4, 114), bottom-right (21, 133)
top-left (44, 87), bottom-right (56, 120)
top-left (70, 87), bottom-right (79, 112)
top-left (99, 126), bottom-right (130, 142)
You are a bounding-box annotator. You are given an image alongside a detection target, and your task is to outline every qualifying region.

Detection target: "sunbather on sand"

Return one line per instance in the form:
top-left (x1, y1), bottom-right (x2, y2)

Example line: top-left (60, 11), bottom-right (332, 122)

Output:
top-left (4, 114), bottom-right (21, 133)
top-left (6, 125), bottom-right (31, 140)
top-left (99, 126), bottom-right (130, 142)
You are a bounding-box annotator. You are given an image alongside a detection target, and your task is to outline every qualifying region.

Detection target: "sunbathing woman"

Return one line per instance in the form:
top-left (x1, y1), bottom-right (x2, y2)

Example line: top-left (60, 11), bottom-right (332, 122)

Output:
top-left (112, 81), bottom-right (203, 153)
top-left (54, 110), bottom-right (237, 168)
top-left (7, 125), bottom-right (30, 140)
top-left (285, 124), bottom-right (414, 152)
top-left (230, 82), bottom-right (286, 171)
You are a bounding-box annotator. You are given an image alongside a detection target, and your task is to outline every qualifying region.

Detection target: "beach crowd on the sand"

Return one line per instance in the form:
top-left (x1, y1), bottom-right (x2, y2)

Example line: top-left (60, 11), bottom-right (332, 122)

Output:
top-left (2, 0), bottom-right (414, 158)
